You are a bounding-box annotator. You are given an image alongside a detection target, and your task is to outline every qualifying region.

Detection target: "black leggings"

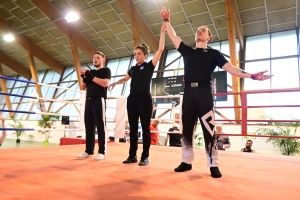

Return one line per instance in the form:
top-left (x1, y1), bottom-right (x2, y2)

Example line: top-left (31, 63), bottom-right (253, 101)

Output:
top-left (127, 91), bottom-right (153, 159)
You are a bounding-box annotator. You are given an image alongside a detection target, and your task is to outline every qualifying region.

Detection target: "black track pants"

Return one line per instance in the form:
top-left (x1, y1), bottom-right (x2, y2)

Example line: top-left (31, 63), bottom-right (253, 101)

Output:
top-left (84, 97), bottom-right (107, 155)
top-left (181, 87), bottom-right (219, 167)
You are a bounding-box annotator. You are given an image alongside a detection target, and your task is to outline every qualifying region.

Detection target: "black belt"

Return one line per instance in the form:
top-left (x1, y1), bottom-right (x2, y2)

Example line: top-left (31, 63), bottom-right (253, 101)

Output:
top-left (185, 82), bottom-right (211, 87)
top-left (86, 97), bottom-right (101, 99)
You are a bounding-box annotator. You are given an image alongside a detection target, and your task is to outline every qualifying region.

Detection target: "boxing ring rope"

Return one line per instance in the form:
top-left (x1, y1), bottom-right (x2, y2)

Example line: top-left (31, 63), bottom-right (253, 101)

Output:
top-left (0, 75), bottom-right (86, 137)
top-left (214, 88), bottom-right (300, 138)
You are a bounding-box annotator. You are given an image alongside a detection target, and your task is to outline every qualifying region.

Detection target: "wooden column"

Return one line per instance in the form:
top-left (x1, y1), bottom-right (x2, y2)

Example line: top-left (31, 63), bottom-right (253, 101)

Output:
top-left (25, 38), bottom-right (46, 112)
top-left (69, 28), bottom-right (83, 90)
top-left (226, 0), bottom-right (241, 121)
top-left (0, 63), bottom-right (14, 116)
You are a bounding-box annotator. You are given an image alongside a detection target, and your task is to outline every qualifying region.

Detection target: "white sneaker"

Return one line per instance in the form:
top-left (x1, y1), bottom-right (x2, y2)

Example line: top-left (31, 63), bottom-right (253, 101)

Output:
top-left (77, 152), bottom-right (90, 159)
top-left (94, 154), bottom-right (105, 160)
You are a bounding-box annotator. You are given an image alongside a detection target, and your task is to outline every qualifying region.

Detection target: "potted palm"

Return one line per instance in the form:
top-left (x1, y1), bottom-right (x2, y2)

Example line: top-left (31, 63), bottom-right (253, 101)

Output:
top-left (37, 114), bottom-right (59, 146)
top-left (256, 118), bottom-right (300, 156)
top-left (8, 116), bottom-right (25, 143)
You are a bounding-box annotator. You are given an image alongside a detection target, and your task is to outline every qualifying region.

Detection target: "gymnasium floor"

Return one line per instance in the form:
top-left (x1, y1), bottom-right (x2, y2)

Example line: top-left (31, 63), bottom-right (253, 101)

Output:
top-left (1, 142), bottom-right (299, 200)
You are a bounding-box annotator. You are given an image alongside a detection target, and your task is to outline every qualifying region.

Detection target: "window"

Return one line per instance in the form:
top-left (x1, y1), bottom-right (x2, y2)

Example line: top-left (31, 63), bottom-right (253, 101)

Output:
top-left (271, 30), bottom-right (297, 57)
top-left (246, 34), bottom-right (270, 60)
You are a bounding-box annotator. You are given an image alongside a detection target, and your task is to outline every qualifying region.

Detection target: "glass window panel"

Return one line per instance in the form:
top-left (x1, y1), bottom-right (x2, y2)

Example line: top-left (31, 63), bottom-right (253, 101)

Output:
top-left (20, 81), bottom-right (28, 87)
top-left (73, 84), bottom-right (81, 99)
top-left (43, 71), bottom-right (55, 84)
top-left (62, 67), bottom-right (75, 80)
top-left (6, 79), bottom-right (14, 88)
top-left (16, 102), bottom-right (27, 118)
top-left (271, 30), bottom-right (297, 57)
top-left (69, 68), bottom-right (78, 81)
top-left (29, 103), bottom-right (40, 120)
top-left (109, 77), bottom-right (123, 96)
top-left (146, 53), bottom-right (154, 64)
top-left (220, 40), bottom-right (240, 61)
top-left (271, 58), bottom-right (299, 89)
top-left (56, 83), bottom-right (69, 99)
top-left (51, 71), bottom-right (61, 83)
top-left (246, 34), bottom-right (270, 60)
top-left (209, 42), bottom-right (220, 50)
top-left (45, 86), bottom-right (56, 99)
top-left (165, 49), bottom-right (181, 66)
top-left (14, 77), bottom-right (25, 87)
top-left (14, 88), bottom-right (25, 103)
top-left (220, 41), bottom-right (229, 56)
top-left (244, 61), bottom-right (270, 90)
top-left (107, 59), bottom-right (119, 76)
top-left (50, 102), bottom-right (62, 113)
top-left (64, 82), bottom-right (77, 100)
top-left (22, 87), bottom-right (35, 103)
top-left (116, 57), bottom-right (131, 75)
top-left (123, 79), bottom-right (132, 96)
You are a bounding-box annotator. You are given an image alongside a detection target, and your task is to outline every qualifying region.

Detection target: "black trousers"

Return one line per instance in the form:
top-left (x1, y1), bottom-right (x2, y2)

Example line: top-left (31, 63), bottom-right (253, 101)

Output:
top-left (127, 91), bottom-right (153, 159)
top-left (181, 86), bottom-right (219, 167)
top-left (84, 97), bottom-right (106, 155)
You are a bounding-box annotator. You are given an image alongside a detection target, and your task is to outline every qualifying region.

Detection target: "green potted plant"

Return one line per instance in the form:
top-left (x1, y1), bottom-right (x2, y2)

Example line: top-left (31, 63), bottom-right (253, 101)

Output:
top-left (8, 116), bottom-right (25, 143)
top-left (194, 134), bottom-right (204, 148)
top-left (37, 114), bottom-right (59, 146)
top-left (193, 123), bottom-right (204, 148)
top-left (256, 118), bottom-right (300, 156)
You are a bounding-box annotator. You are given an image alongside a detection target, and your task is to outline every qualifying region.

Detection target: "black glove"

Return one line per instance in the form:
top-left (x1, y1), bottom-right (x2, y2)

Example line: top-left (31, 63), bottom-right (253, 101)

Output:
top-left (80, 74), bottom-right (88, 83)
top-left (85, 70), bottom-right (95, 81)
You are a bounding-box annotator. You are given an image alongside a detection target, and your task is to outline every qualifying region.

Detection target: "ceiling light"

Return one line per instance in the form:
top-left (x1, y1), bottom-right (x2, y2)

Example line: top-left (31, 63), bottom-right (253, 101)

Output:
top-left (65, 11), bottom-right (80, 23)
top-left (3, 33), bottom-right (15, 42)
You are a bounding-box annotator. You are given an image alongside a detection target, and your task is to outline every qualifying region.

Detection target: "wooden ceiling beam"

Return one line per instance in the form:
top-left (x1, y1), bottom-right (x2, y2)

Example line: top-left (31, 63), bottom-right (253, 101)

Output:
top-left (0, 51), bottom-right (31, 80)
top-left (31, 0), bottom-right (97, 58)
top-left (117, 0), bottom-right (159, 52)
top-left (0, 63), bottom-right (14, 117)
top-left (25, 37), bottom-right (46, 112)
top-left (0, 16), bottom-right (64, 75)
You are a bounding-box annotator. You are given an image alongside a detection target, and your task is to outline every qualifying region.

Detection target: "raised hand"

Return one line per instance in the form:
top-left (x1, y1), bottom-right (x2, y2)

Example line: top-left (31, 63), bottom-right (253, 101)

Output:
top-left (251, 70), bottom-right (273, 81)
top-left (160, 7), bottom-right (170, 22)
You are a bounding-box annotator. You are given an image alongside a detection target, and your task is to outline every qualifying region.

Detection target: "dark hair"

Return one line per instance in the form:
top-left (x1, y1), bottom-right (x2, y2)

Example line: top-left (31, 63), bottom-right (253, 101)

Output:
top-left (134, 43), bottom-right (150, 55)
top-left (94, 51), bottom-right (106, 59)
top-left (246, 139), bottom-right (253, 143)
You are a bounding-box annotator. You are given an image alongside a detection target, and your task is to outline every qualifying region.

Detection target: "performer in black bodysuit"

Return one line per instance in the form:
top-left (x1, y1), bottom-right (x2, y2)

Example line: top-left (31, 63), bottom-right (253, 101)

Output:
top-left (160, 7), bottom-right (272, 178)
top-left (108, 23), bottom-right (166, 166)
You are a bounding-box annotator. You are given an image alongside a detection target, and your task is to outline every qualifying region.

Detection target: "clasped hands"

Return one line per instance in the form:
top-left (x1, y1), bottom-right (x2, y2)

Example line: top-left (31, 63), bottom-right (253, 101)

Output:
top-left (80, 68), bottom-right (95, 83)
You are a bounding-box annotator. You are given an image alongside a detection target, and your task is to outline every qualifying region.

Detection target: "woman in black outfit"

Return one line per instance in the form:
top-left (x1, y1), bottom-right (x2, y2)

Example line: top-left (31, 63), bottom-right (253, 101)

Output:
top-left (108, 23), bottom-right (166, 166)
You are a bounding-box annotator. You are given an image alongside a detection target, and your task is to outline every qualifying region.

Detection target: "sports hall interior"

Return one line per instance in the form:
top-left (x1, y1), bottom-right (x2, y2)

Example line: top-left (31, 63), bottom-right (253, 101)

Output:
top-left (0, 0), bottom-right (299, 199)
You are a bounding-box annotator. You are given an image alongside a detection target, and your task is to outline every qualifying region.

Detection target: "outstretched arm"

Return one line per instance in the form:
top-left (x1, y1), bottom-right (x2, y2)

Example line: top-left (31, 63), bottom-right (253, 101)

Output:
top-left (160, 7), bottom-right (182, 49)
top-left (222, 62), bottom-right (273, 81)
top-left (152, 23), bottom-right (166, 67)
top-left (108, 74), bottom-right (131, 91)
